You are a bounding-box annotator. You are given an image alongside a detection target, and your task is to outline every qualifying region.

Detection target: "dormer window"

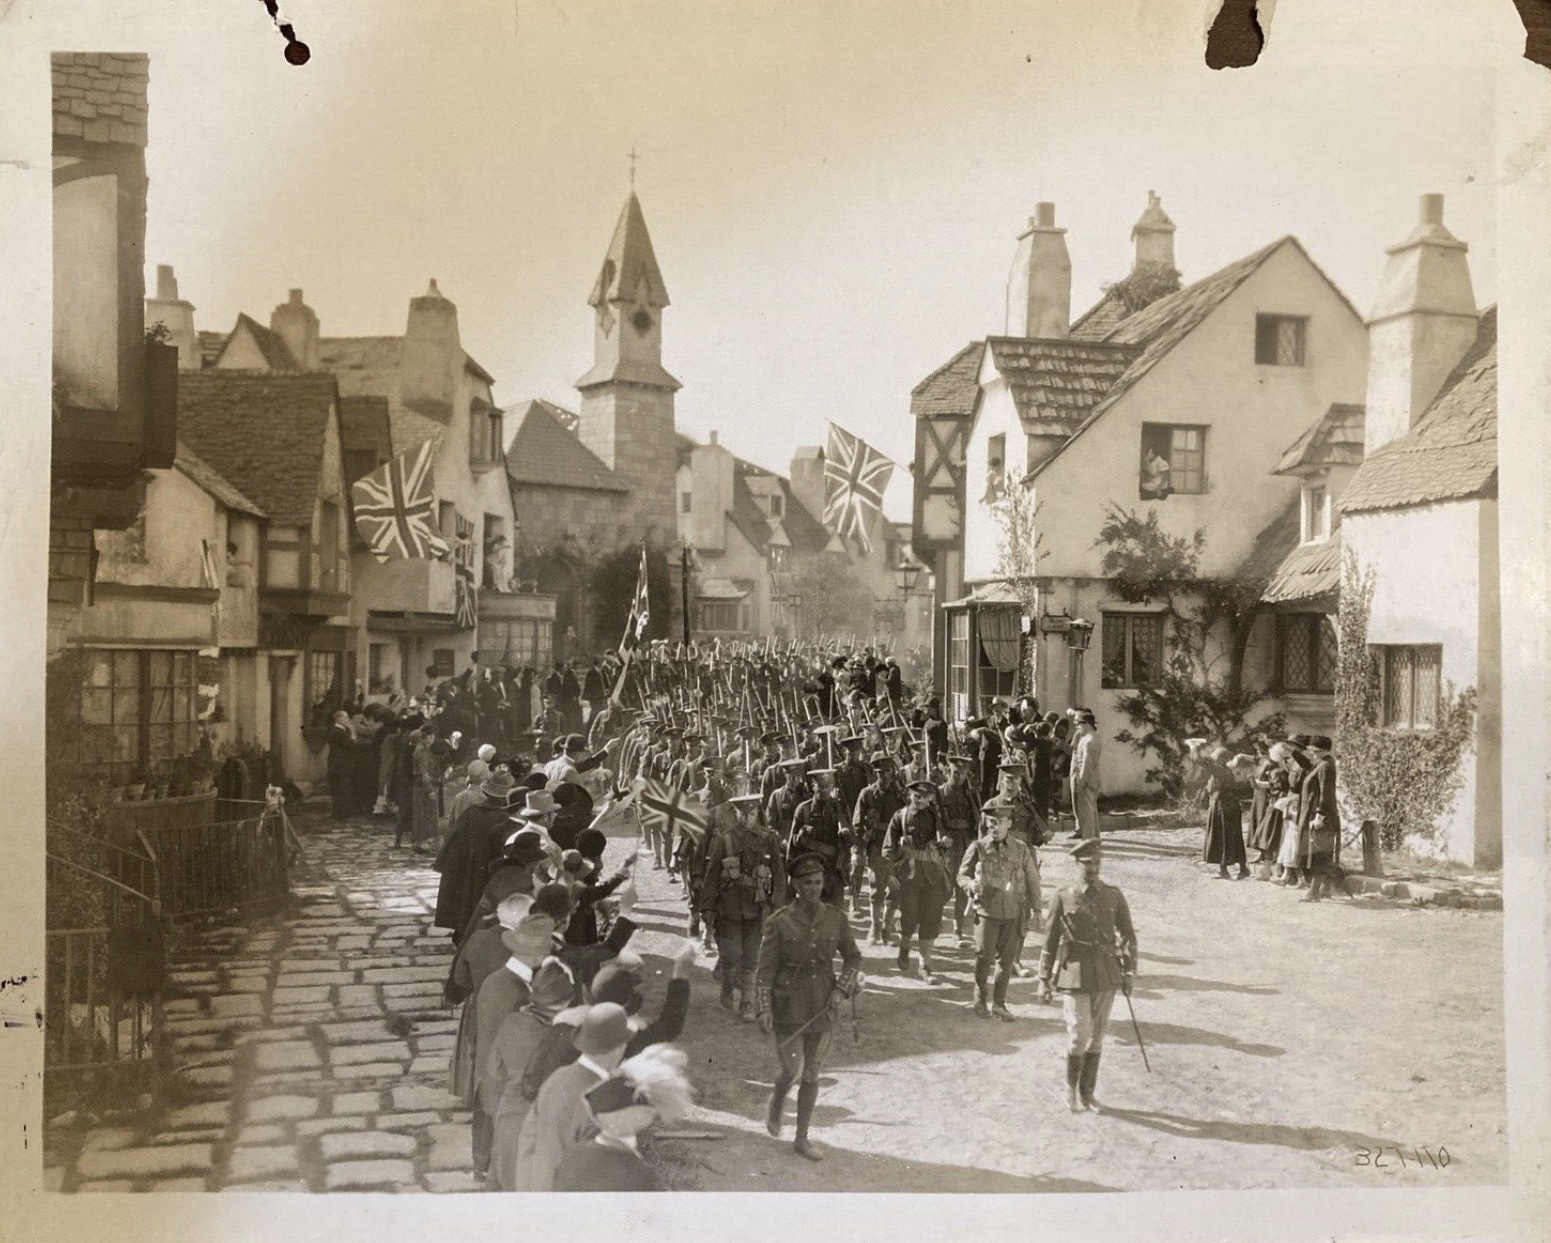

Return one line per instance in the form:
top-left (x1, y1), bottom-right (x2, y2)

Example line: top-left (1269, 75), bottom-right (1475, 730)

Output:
top-left (768, 492), bottom-right (784, 518)
top-left (1255, 314), bottom-right (1308, 366)
top-left (1301, 481), bottom-right (1330, 543)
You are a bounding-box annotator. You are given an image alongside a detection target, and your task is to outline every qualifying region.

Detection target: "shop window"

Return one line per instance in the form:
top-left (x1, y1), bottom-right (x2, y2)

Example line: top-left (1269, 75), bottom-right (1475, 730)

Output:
top-left (305, 649), bottom-right (343, 726)
top-left (482, 619), bottom-right (553, 670)
top-left (1101, 612), bottom-right (1164, 688)
top-left (696, 600), bottom-right (742, 632)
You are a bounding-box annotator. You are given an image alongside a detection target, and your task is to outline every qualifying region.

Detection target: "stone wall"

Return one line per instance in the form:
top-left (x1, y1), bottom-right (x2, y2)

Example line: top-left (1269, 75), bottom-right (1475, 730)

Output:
top-left (577, 383), bottom-right (678, 544)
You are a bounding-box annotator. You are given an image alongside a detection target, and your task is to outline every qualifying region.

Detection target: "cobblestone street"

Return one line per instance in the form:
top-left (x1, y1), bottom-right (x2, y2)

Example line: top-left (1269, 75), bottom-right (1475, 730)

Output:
top-left (44, 804), bottom-right (1508, 1194)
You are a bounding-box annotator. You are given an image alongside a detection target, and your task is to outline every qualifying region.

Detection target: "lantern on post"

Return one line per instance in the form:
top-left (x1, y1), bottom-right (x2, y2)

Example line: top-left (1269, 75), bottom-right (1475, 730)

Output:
top-left (1064, 616), bottom-right (1094, 709)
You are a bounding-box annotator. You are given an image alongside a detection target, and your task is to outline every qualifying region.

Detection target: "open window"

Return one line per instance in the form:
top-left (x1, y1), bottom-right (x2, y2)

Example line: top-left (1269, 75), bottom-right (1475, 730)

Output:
top-left (1255, 314), bottom-right (1308, 366)
top-left (1139, 424), bottom-right (1206, 498)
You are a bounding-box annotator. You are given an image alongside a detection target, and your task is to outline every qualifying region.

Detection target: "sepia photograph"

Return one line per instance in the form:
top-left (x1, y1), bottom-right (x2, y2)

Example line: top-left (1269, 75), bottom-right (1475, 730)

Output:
top-left (4, 0), bottom-right (1550, 1237)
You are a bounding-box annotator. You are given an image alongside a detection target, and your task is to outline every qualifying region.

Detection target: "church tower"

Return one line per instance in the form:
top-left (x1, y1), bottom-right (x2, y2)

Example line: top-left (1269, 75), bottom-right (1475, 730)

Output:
top-left (576, 192), bottom-right (681, 544)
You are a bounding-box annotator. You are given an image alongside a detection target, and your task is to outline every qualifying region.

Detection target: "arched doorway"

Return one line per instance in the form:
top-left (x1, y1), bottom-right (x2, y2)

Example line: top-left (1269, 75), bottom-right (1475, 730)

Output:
top-left (533, 552), bottom-right (585, 661)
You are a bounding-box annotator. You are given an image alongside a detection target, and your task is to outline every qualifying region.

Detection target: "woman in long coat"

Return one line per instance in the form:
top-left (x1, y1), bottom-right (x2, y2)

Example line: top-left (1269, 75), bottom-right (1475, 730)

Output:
top-left (1247, 743), bottom-right (1291, 871)
top-left (1199, 746), bottom-right (1250, 879)
top-left (487, 959), bottom-right (578, 1190)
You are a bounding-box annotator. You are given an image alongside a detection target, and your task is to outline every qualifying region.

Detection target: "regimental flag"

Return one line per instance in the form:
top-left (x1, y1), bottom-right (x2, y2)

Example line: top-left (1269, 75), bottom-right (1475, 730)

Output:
top-left (618, 547), bottom-right (651, 659)
top-left (638, 777), bottom-right (709, 849)
top-left (454, 511), bottom-right (478, 630)
top-left (822, 422), bottom-right (894, 554)
top-left (350, 440), bottom-right (450, 563)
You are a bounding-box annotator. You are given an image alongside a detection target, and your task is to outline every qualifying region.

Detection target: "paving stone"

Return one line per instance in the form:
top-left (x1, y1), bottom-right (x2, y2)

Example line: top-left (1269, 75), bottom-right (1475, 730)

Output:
top-left (426, 1139), bottom-right (468, 1172)
top-left (408, 1055), bottom-right (445, 1074)
top-left (210, 994), bottom-right (264, 1017)
top-left (336, 985), bottom-right (381, 1008)
top-left (77, 1144), bottom-right (214, 1180)
top-left (359, 966), bottom-right (445, 984)
top-left (151, 1177), bottom-right (209, 1191)
top-left (271, 986), bottom-right (333, 1006)
top-left (424, 1170), bottom-right (482, 1193)
top-left (336, 937), bottom-right (372, 952)
top-left (412, 1034), bottom-right (457, 1054)
top-left (226, 1146), bottom-right (302, 1182)
top-left (295, 1117), bottom-right (368, 1137)
top-left (324, 1159), bottom-right (416, 1190)
top-left (177, 1065), bottom-right (235, 1091)
top-left (78, 1180), bottom-right (137, 1192)
top-left (276, 971), bottom-right (357, 987)
top-left (382, 982), bottom-right (444, 1000)
top-left (320, 1020), bottom-right (400, 1043)
top-left (245, 1095), bottom-right (319, 1122)
top-left (332, 1062), bottom-right (408, 1081)
top-left (165, 998), bottom-right (201, 1015)
top-left (319, 1130), bottom-right (416, 1160)
top-left (81, 1127), bottom-right (141, 1153)
top-left (329, 1041), bottom-right (409, 1066)
top-left (170, 1033), bottom-right (229, 1053)
top-left (220, 1179), bottom-right (311, 1192)
top-left (164, 1016), bottom-right (262, 1037)
top-left (330, 1091), bottom-right (384, 1115)
top-left (150, 1127), bottom-right (226, 1146)
top-left (235, 1027), bottom-right (312, 1046)
top-left (377, 1111), bottom-right (444, 1129)
top-left (253, 1041), bottom-right (322, 1072)
top-left (225, 977), bottom-right (271, 993)
top-left (392, 1085), bottom-right (459, 1112)
top-left (235, 1124), bottom-right (287, 1145)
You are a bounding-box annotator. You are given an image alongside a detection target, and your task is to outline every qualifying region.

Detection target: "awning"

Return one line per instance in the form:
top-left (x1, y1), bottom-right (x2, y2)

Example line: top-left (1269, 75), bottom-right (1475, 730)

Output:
top-left (698, 577), bottom-right (751, 600)
top-left (942, 580), bottom-right (1024, 609)
top-left (1262, 531), bottom-right (1342, 605)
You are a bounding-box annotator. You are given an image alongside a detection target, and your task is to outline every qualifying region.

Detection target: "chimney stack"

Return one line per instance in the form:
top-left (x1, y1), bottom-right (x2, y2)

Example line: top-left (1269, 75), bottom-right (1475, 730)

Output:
top-left (145, 263), bottom-right (200, 371)
top-left (1005, 202), bottom-right (1071, 339)
top-left (270, 287), bottom-right (320, 371)
top-left (400, 279), bottom-right (462, 423)
top-left (1363, 194), bottom-right (1478, 456)
top-left (1131, 191), bottom-right (1176, 271)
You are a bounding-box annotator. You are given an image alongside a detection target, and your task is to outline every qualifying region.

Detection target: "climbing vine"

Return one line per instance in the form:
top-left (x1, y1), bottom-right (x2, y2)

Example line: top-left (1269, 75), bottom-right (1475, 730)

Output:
top-left (1101, 261), bottom-right (1182, 316)
top-left (1334, 557), bottom-right (1477, 852)
top-left (989, 472), bottom-right (1045, 690)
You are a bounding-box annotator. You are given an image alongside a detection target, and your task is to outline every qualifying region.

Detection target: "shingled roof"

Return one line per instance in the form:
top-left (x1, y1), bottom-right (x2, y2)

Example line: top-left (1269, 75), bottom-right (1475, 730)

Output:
top-left (216, 313), bottom-right (299, 371)
top-left (317, 336), bottom-right (445, 458)
top-left (1275, 403), bottom-right (1366, 475)
top-left (911, 342), bottom-right (984, 420)
top-left (52, 53), bottom-right (148, 147)
top-left (507, 400), bottom-right (626, 492)
top-left (175, 372), bottom-right (341, 525)
top-left (1069, 288), bottom-right (1132, 342)
top-left (1340, 307), bottom-right (1497, 516)
top-left (173, 441), bottom-right (266, 518)
top-left (984, 336), bottom-right (1142, 437)
top-left (1263, 530), bottom-right (1343, 605)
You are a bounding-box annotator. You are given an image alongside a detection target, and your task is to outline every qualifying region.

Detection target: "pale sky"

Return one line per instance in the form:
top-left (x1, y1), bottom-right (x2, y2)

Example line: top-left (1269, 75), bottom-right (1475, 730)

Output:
top-left (52, 0), bottom-right (1513, 519)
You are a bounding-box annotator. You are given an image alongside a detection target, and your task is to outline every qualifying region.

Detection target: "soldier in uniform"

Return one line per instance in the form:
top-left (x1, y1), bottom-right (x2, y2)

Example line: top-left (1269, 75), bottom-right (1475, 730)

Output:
top-left (700, 792), bottom-right (787, 1019)
top-left (958, 796), bottom-right (1042, 1020)
top-left (764, 758), bottom-right (809, 846)
top-left (852, 754), bottom-right (904, 939)
top-left (751, 732), bottom-right (784, 797)
top-left (833, 734), bottom-right (870, 839)
top-left (787, 768), bottom-right (850, 908)
top-left (937, 753), bottom-right (982, 945)
top-left (997, 761), bottom-right (1049, 848)
top-left (883, 779), bottom-right (956, 982)
top-left (756, 853), bottom-right (863, 1162)
top-left (1037, 838), bottom-right (1137, 1112)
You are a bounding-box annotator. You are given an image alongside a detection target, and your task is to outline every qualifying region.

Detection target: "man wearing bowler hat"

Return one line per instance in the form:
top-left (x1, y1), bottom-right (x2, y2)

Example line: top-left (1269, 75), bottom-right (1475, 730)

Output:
top-left (1037, 838), bottom-right (1137, 1112)
top-left (756, 853), bottom-right (862, 1161)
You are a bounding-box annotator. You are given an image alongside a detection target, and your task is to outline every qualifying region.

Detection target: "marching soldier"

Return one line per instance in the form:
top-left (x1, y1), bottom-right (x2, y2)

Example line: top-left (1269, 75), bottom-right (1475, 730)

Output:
top-left (1037, 838), bottom-right (1138, 1112)
top-left (937, 753), bottom-right (982, 945)
top-left (787, 768), bottom-right (850, 908)
top-left (833, 734), bottom-right (870, 838)
top-left (699, 791), bottom-right (786, 1019)
top-left (997, 762), bottom-right (1049, 848)
top-left (882, 778), bottom-right (955, 983)
top-left (852, 754), bottom-right (904, 939)
top-left (756, 853), bottom-right (863, 1162)
top-left (957, 796), bottom-right (1042, 1021)
top-left (764, 758), bottom-right (809, 845)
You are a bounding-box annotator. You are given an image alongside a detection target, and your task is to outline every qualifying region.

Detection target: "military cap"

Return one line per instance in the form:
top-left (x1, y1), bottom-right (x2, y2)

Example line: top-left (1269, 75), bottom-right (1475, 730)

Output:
top-left (779, 757), bottom-right (808, 770)
top-left (840, 734), bottom-right (865, 748)
top-left (789, 853), bottom-right (827, 878)
top-left (980, 796), bottom-right (1015, 817)
top-left (759, 732), bottom-right (784, 745)
top-left (681, 731), bottom-right (703, 742)
top-left (1069, 838), bottom-right (1102, 861)
top-left (906, 779), bottom-right (936, 794)
top-left (946, 753), bottom-right (974, 766)
top-left (868, 753), bottom-right (896, 768)
top-left (728, 792), bottom-right (763, 806)
top-left (997, 760), bottom-right (1025, 773)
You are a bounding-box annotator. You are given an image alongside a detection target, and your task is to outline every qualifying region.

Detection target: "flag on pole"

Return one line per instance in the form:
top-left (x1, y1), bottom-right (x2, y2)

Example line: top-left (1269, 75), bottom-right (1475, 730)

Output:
top-left (618, 547), bottom-right (651, 659)
top-left (453, 511), bottom-right (478, 629)
top-left (822, 422), bottom-right (894, 554)
top-left (350, 440), bottom-right (450, 563)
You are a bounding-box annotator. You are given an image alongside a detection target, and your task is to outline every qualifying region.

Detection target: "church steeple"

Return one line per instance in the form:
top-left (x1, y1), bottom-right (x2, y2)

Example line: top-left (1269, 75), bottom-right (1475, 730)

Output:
top-left (577, 192), bottom-right (680, 393)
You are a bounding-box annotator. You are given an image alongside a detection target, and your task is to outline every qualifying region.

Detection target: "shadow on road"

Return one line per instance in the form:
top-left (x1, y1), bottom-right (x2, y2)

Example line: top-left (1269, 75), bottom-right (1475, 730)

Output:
top-left (1114, 1020), bottom-right (1284, 1058)
top-left (1142, 973), bottom-right (1279, 996)
top-left (1099, 1106), bottom-right (1426, 1161)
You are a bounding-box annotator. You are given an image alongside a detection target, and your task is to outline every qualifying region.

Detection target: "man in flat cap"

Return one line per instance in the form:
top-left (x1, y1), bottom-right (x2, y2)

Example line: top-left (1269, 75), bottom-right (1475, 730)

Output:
top-left (1037, 838), bottom-right (1137, 1112)
top-left (756, 852), bottom-right (863, 1161)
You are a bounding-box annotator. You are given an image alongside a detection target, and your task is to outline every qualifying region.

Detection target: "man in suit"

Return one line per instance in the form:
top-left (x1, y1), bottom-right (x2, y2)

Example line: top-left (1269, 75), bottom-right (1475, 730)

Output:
top-left (1037, 839), bottom-right (1137, 1113)
top-left (1297, 735), bottom-right (1347, 902)
top-left (1069, 709), bottom-right (1103, 841)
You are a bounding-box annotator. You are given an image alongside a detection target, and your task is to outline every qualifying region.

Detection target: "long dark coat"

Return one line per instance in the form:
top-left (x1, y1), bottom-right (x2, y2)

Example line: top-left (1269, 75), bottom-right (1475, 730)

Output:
top-left (1200, 763), bottom-right (1248, 867)
top-left (434, 799), bottom-right (514, 934)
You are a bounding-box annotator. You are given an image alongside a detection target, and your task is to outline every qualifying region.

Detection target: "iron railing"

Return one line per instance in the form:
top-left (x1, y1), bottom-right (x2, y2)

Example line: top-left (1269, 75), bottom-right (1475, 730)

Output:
top-left (135, 810), bottom-right (290, 920)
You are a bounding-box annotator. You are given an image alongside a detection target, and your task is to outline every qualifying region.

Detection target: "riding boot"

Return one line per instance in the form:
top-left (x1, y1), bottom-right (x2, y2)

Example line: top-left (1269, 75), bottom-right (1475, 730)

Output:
top-left (896, 935), bottom-right (911, 975)
top-left (767, 1075), bottom-right (793, 1137)
top-left (867, 914), bottom-right (882, 946)
top-left (719, 972), bottom-right (737, 1009)
top-left (1079, 1052), bottom-right (1101, 1110)
top-left (739, 972), bottom-right (759, 1022)
top-left (1065, 1053), bottom-right (1083, 1113)
top-left (793, 1081), bottom-right (824, 1161)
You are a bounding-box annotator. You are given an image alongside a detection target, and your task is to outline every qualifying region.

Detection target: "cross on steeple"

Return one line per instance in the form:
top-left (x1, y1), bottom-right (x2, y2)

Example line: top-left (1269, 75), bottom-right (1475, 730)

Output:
top-left (628, 146), bottom-right (639, 189)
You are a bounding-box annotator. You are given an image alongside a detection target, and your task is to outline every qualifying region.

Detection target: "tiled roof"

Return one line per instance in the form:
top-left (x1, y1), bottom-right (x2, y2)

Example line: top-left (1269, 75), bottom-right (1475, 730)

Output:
top-left (984, 336), bottom-right (1142, 437)
top-left (910, 342), bottom-right (984, 420)
top-left (1263, 530), bottom-right (1343, 605)
top-left (317, 336), bottom-right (445, 458)
top-left (530, 398), bottom-right (578, 433)
top-left (173, 441), bottom-right (266, 518)
top-left (777, 478), bottom-right (835, 555)
top-left (52, 53), bottom-right (148, 147)
top-left (944, 579), bottom-right (1022, 608)
top-left (1340, 308), bottom-right (1497, 515)
top-left (507, 400), bottom-right (626, 492)
top-left (218, 313), bottom-right (299, 371)
top-left (699, 577), bottom-right (751, 600)
top-left (1068, 288), bottom-right (1132, 341)
top-left (1241, 497), bottom-right (1301, 594)
top-left (197, 331), bottom-right (228, 368)
top-left (175, 372), bottom-right (340, 525)
top-left (1275, 403), bottom-right (1366, 475)
top-left (338, 395), bottom-right (392, 465)
top-left (727, 474), bottom-right (774, 550)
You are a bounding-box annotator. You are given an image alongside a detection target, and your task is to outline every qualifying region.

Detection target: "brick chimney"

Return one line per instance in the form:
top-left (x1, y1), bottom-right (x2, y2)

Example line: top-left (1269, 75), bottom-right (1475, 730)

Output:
top-left (1005, 202), bottom-right (1071, 339)
top-left (1131, 191), bottom-right (1176, 270)
top-left (1364, 194), bottom-right (1478, 455)
top-left (145, 264), bottom-right (200, 371)
top-left (400, 279), bottom-right (462, 423)
top-left (270, 288), bottom-right (320, 371)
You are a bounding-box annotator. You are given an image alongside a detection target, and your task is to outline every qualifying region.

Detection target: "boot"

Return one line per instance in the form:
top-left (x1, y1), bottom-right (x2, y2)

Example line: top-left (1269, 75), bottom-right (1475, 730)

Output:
top-left (739, 972), bottom-right (759, 1022)
top-left (1065, 1054), bottom-right (1083, 1113)
top-left (766, 1077), bottom-right (792, 1138)
top-left (919, 951), bottom-right (937, 985)
top-left (1079, 1052), bottom-right (1101, 1110)
top-left (719, 974), bottom-right (736, 1010)
top-left (793, 1081), bottom-right (823, 1161)
top-left (972, 983), bottom-right (990, 1018)
top-left (1302, 873), bottom-right (1326, 903)
top-left (896, 936), bottom-right (911, 976)
top-left (867, 916), bottom-right (882, 946)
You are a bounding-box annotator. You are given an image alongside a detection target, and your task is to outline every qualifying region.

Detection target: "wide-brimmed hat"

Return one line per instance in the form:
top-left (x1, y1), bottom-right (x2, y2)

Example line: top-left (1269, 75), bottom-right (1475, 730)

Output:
top-left (728, 793), bottom-right (762, 807)
top-left (482, 771), bottom-right (518, 799)
top-left (500, 913), bottom-right (556, 962)
top-left (500, 827), bottom-right (549, 865)
top-left (589, 961), bottom-right (643, 1012)
top-left (980, 796), bottom-right (1014, 818)
top-left (779, 757), bottom-right (807, 771)
top-left (563, 733), bottom-right (588, 754)
top-left (868, 753), bottom-right (895, 769)
top-left (527, 957), bottom-right (578, 1017)
top-left (520, 789), bottom-right (561, 818)
top-left (573, 1002), bottom-right (632, 1056)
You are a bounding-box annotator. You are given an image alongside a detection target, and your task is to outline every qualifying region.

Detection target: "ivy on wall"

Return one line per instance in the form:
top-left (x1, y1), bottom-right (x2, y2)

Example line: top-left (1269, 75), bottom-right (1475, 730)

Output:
top-left (1334, 556), bottom-right (1477, 852)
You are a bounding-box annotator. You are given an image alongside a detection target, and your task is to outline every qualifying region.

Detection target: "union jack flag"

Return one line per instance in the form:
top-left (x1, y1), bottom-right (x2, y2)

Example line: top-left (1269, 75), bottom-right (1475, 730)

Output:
top-left (618, 547), bottom-right (651, 659)
top-left (638, 777), bottom-right (708, 848)
top-left (454, 511), bottom-right (478, 629)
top-left (350, 440), bottom-right (449, 563)
top-left (822, 422), bottom-right (893, 554)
